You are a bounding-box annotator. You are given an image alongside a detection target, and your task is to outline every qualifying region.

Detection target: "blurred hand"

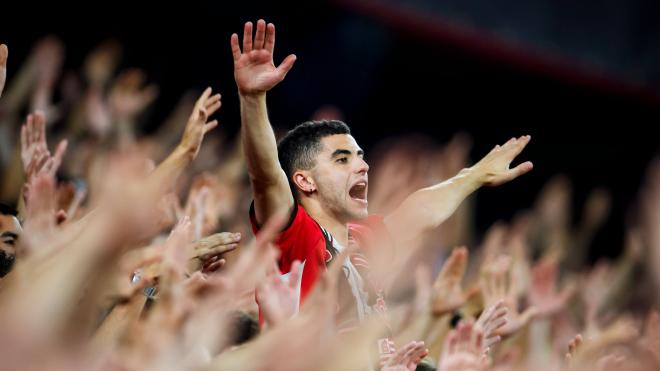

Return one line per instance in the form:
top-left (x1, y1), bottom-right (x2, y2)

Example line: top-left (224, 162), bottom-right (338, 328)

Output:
top-left (381, 341), bottom-right (429, 371)
top-left (536, 175), bottom-right (572, 230)
top-left (109, 68), bottom-right (159, 121)
top-left (431, 246), bottom-right (477, 315)
top-left (256, 260), bottom-right (303, 327)
top-left (30, 36), bottom-right (64, 115)
top-left (83, 39), bottom-right (122, 88)
top-left (474, 301), bottom-right (508, 352)
top-left (529, 257), bottom-right (576, 317)
top-left (186, 232), bottom-right (241, 274)
top-left (480, 255), bottom-right (537, 337)
top-left (184, 173), bottom-right (225, 238)
top-left (178, 87), bottom-right (221, 159)
top-left (20, 111), bottom-right (68, 184)
top-left (582, 188), bottom-right (611, 230)
top-left (565, 318), bottom-right (639, 370)
top-left (161, 217), bottom-right (194, 286)
top-left (438, 321), bottom-right (490, 371)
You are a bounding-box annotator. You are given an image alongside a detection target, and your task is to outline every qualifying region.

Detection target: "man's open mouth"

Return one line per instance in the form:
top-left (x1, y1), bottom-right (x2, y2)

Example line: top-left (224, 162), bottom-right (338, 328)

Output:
top-left (349, 181), bottom-right (368, 203)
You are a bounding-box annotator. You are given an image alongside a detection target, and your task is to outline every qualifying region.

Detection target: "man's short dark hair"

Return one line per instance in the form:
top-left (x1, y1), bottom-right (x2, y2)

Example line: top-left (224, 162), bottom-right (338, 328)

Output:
top-left (277, 120), bottom-right (351, 196)
top-left (0, 203), bottom-right (18, 217)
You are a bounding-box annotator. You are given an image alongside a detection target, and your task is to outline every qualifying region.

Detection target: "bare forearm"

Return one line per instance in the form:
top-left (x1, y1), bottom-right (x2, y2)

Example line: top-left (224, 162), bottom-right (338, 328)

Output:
top-left (147, 145), bottom-right (193, 197)
top-left (13, 214), bottom-right (116, 337)
top-left (385, 168), bottom-right (482, 244)
top-left (415, 168), bottom-right (481, 226)
top-left (239, 93), bottom-right (293, 223)
top-left (93, 294), bottom-right (148, 347)
top-left (240, 94), bottom-right (284, 181)
top-left (155, 100), bottom-right (195, 151)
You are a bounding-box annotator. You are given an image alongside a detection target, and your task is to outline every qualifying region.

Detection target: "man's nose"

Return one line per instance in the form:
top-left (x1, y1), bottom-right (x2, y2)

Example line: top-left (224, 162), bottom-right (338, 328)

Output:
top-left (356, 157), bottom-right (369, 174)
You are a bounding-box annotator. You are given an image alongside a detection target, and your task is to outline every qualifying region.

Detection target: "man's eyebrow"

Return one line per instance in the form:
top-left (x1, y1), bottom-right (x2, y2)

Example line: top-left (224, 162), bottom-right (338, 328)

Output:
top-left (331, 149), bottom-right (352, 158)
top-left (0, 232), bottom-right (18, 239)
top-left (330, 149), bottom-right (365, 158)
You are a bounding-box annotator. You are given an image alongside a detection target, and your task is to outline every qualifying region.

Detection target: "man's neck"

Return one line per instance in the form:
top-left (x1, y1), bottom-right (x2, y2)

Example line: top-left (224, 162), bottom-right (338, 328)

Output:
top-left (300, 200), bottom-right (349, 247)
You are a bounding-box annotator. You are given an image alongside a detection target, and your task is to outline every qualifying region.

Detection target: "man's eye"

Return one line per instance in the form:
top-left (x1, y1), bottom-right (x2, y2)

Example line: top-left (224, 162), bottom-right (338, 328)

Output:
top-left (336, 158), bottom-right (348, 164)
top-left (3, 240), bottom-right (15, 246)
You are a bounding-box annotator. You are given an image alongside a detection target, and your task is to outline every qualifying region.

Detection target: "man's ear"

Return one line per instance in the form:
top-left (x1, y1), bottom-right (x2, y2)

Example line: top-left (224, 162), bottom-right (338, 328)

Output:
top-left (293, 170), bottom-right (316, 194)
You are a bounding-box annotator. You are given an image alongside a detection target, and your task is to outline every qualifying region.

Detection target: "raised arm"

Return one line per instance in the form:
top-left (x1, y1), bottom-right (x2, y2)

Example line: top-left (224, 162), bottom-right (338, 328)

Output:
top-left (385, 135), bottom-right (533, 245)
top-left (231, 20), bottom-right (297, 225)
top-left (148, 87), bottom-right (220, 194)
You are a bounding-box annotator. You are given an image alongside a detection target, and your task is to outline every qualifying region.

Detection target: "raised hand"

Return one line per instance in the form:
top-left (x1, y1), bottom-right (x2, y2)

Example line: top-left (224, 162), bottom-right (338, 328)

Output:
top-left (431, 246), bottom-right (477, 315)
top-left (108, 68), bottom-right (159, 121)
top-left (83, 39), bottom-right (122, 88)
top-left (183, 173), bottom-right (225, 239)
top-left (231, 19), bottom-right (297, 95)
top-left (381, 341), bottom-right (429, 371)
top-left (471, 135), bottom-right (533, 187)
top-left (480, 255), bottom-right (537, 337)
top-left (20, 111), bottom-right (67, 183)
top-left (256, 260), bottom-right (304, 327)
top-left (474, 300), bottom-right (508, 353)
top-left (159, 217), bottom-right (195, 295)
top-left (582, 188), bottom-right (611, 230)
top-left (438, 321), bottom-right (490, 371)
top-left (178, 87), bottom-right (221, 159)
top-left (529, 257), bottom-right (576, 317)
top-left (30, 37), bottom-right (64, 115)
top-left (186, 231), bottom-right (241, 274)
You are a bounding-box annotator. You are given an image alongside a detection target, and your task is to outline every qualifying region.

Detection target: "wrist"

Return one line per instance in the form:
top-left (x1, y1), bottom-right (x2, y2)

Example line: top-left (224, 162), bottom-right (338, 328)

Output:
top-left (457, 167), bottom-right (483, 194)
top-left (173, 143), bottom-right (196, 163)
top-left (239, 91), bottom-right (266, 103)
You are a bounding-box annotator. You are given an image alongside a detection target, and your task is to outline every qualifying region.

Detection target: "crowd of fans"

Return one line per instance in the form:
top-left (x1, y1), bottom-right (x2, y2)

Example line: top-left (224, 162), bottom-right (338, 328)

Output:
top-left (0, 19), bottom-right (659, 371)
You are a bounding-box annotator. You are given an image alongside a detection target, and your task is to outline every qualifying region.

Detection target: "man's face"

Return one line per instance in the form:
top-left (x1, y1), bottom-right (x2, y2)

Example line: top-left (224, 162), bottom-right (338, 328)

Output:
top-left (0, 214), bottom-right (21, 277)
top-left (308, 134), bottom-right (369, 222)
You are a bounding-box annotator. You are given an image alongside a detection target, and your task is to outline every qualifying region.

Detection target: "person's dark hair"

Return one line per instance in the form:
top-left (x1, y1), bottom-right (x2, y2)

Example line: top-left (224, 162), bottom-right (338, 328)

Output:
top-left (228, 311), bottom-right (260, 346)
top-left (0, 251), bottom-right (15, 277)
top-left (415, 361), bottom-right (437, 371)
top-left (0, 203), bottom-right (18, 277)
top-left (0, 203), bottom-right (18, 217)
top-left (277, 120), bottom-right (351, 197)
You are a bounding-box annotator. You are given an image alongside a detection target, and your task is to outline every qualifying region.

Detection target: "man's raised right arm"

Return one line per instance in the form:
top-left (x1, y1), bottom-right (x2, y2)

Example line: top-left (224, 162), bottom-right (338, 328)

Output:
top-left (232, 20), bottom-right (297, 225)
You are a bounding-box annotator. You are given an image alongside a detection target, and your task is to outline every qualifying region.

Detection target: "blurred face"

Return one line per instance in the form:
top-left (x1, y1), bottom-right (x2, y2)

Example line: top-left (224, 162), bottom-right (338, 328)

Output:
top-left (0, 214), bottom-right (21, 277)
top-left (306, 134), bottom-right (369, 222)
